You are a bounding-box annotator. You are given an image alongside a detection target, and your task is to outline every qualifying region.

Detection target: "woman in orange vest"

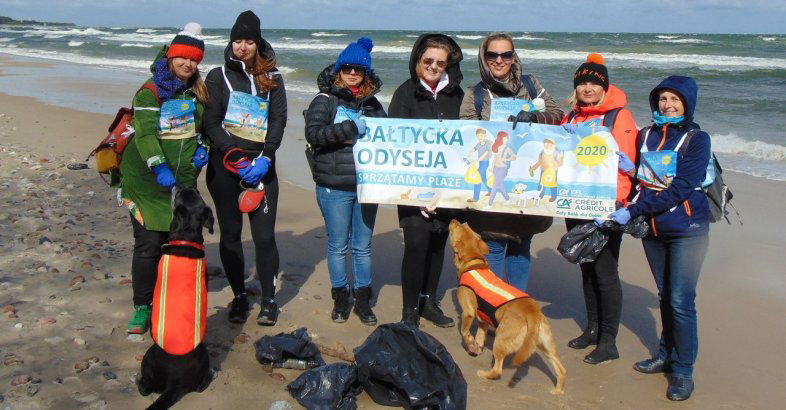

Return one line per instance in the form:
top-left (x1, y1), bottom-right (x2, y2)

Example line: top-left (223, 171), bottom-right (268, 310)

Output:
top-left (560, 54), bottom-right (638, 365)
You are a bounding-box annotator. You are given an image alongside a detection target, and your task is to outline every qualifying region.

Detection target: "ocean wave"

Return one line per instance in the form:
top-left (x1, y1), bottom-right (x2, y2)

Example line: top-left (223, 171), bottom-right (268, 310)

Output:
top-left (43, 34), bottom-right (65, 39)
top-left (656, 35), bottom-right (678, 39)
top-left (22, 27), bottom-right (112, 37)
top-left (270, 41), bottom-right (345, 51)
top-left (760, 36), bottom-right (778, 42)
top-left (135, 28), bottom-right (161, 33)
top-left (277, 66), bottom-right (297, 75)
top-left (282, 37), bottom-right (293, 40)
top-left (456, 35), bottom-right (484, 40)
top-left (712, 133), bottom-right (786, 162)
top-left (67, 41), bottom-right (84, 47)
top-left (0, 46), bottom-right (151, 70)
top-left (311, 32), bottom-right (346, 37)
top-left (120, 43), bottom-right (154, 48)
top-left (656, 38), bottom-right (711, 44)
top-left (0, 38), bottom-right (12, 43)
top-left (511, 35), bottom-right (547, 41)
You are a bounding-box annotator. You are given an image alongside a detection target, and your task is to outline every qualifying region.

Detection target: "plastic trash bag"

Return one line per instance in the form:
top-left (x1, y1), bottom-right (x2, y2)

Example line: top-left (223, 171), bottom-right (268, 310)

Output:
top-left (464, 163), bottom-right (481, 184)
top-left (287, 363), bottom-right (362, 410)
top-left (614, 215), bottom-right (650, 238)
top-left (354, 323), bottom-right (467, 409)
top-left (558, 221), bottom-right (609, 264)
top-left (254, 327), bottom-right (325, 369)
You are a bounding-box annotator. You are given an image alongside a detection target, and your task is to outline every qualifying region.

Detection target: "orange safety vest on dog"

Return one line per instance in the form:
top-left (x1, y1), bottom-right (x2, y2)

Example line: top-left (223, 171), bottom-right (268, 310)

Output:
top-left (151, 243), bottom-right (207, 355)
top-left (459, 268), bottom-right (529, 327)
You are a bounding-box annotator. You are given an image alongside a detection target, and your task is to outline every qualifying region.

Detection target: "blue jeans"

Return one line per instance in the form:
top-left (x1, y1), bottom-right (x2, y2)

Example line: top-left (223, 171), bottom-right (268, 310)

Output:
top-left (642, 234), bottom-right (709, 377)
top-left (315, 185), bottom-right (378, 289)
top-left (472, 160), bottom-right (490, 201)
top-left (485, 236), bottom-right (533, 291)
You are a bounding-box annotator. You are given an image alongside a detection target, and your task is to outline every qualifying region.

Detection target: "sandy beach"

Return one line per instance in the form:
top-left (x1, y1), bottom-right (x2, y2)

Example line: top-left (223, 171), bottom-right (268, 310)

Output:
top-left (1, 54), bottom-right (786, 409)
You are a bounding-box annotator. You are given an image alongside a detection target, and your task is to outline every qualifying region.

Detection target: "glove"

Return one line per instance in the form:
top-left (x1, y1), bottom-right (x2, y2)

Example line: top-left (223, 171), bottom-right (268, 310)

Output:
top-left (508, 110), bottom-right (537, 130)
top-left (192, 146), bottom-right (208, 169)
top-left (617, 151), bottom-right (635, 173)
top-left (562, 124), bottom-right (578, 133)
top-left (608, 207), bottom-right (631, 225)
top-left (593, 217), bottom-right (605, 227)
top-left (353, 117), bottom-right (367, 136)
top-left (241, 156), bottom-right (271, 185)
top-left (151, 164), bottom-right (176, 189)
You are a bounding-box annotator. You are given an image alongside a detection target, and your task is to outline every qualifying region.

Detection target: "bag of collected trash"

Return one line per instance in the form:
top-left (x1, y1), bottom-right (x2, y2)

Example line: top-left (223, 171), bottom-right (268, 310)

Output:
top-left (354, 322), bottom-right (467, 409)
top-left (613, 215), bottom-right (649, 238)
top-left (254, 327), bottom-right (325, 370)
top-left (287, 363), bottom-right (362, 410)
top-left (558, 221), bottom-right (609, 264)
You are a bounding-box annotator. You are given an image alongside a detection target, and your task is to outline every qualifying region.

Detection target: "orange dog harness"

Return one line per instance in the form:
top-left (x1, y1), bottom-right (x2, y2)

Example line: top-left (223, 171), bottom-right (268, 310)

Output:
top-left (459, 268), bottom-right (529, 327)
top-left (151, 244), bottom-right (207, 355)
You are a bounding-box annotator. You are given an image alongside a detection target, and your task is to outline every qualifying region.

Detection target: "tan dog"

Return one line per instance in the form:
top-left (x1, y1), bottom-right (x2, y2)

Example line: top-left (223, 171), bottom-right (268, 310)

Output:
top-left (448, 219), bottom-right (566, 394)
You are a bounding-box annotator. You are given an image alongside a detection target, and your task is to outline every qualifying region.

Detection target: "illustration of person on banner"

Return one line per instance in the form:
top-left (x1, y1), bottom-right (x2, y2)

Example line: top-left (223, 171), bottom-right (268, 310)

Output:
top-left (487, 131), bottom-right (517, 207)
top-left (463, 127), bottom-right (492, 202)
top-left (529, 137), bottom-right (564, 202)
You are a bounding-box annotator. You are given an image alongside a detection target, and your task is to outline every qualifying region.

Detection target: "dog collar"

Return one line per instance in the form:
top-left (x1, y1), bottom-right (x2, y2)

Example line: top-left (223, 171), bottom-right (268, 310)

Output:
top-left (166, 240), bottom-right (205, 251)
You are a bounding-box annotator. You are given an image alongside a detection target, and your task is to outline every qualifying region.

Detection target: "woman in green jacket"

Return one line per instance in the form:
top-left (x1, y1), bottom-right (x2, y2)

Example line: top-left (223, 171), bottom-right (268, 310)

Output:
top-left (120, 23), bottom-right (210, 334)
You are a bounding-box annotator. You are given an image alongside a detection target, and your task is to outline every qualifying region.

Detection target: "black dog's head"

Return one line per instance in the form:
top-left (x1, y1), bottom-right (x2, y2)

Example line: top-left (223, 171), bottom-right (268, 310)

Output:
top-left (169, 186), bottom-right (214, 244)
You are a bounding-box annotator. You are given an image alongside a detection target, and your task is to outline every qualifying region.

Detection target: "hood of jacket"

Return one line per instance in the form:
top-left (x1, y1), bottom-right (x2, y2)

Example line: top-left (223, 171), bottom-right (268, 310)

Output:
top-left (649, 75), bottom-right (698, 126)
top-left (317, 64), bottom-right (382, 102)
top-left (477, 35), bottom-right (524, 97)
top-left (222, 37), bottom-right (276, 73)
top-left (148, 45), bottom-right (168, 74)
top-left (572, 84), bottom-right (627, 116)
top-left (408, 33), bottom-right (463, 94)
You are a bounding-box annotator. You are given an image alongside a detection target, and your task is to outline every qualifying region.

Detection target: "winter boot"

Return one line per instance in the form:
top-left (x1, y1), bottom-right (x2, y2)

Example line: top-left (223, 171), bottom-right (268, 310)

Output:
top-left (256, 297), bottom-right (278, 326)
top-left (331, 287), bottom-right (351, 323)
top-left (583, 334), bottom-right (619, 364)
top-left (353, 287), bottom-right (377, 326)
top-left (401, 307), bottom-right (420, 327)
top-left (419, 295), bottom-right (455, 328)
top-left (228, 293), bottom-right (250, 323)
top-left (568, 322), bottom-right (599, 349)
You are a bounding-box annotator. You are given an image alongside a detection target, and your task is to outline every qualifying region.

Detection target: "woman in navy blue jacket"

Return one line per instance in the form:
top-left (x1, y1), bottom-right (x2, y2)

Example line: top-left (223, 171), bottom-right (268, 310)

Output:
top-left (605, 76), bottom-right (710, 401)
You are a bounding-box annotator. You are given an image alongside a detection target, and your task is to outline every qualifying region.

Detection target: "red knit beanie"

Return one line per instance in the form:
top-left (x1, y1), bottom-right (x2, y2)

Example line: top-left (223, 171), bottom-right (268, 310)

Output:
top-left (167, 22), bottom-right (205, 63)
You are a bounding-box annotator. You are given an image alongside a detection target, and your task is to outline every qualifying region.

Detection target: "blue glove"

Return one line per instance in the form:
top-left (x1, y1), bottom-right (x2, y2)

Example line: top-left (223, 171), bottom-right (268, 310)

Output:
top-left (617, 151), bottom-right (635, 173)
top-left (562, 124), bottom-right (579, 133)
top-left (593, 217), bottom-right (605, 227)
top-left (151, 164), bottom-right (176, 189)
top-left (608, 207), bottom-right (631, 225)
top-left (235, 158), bottom-right (252, 179)
top-left (353, 117), bottom-right (367, 136)
top-left (241, 156), bottom-right (270, 185)
top-left (192, 146), bottom-right (208, 169)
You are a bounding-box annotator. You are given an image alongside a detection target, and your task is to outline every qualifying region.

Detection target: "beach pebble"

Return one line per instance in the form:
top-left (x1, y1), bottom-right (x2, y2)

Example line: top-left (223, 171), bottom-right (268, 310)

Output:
top-left (98, 297), bottom-right (112, 304)
top-left (233, 333), bottom-right (249, 344)
top-left (45, 336), bottom-right (64, 344)
top-left (69, 275), bottom-right (86, 287)
top-left (119, 279), bottom-right (132, 286)
top-left (14, 323), bottom-right (23, 329)
top-left (38, 317), bottom-right (56, 325)
top-left (3, 305), bottom-right (16, 313)
top-left (126, 334), bottom-right (145, 343)
top-left (71, 391), bottom-right (99, 404)
top-left (269, 401), bottom-right (294, 410)
top-left (92, 272), bottom-right (107, 280)
top-left (102, 371), bottom-right (117, 381)
top-left (269, 373), bottom-right (286, 382)
top-left (26, 383), bottom-right (40, 397)
top-left (313, 294), bottom-right (322, 300)
top-left (38, 236), bottom-right (52, 245)
top-left (3, 356), bottom-right (23, 366)
top-left (11, 375), bottom-right (31, 386)
top-left (74, 337), bottom-right (86, 346)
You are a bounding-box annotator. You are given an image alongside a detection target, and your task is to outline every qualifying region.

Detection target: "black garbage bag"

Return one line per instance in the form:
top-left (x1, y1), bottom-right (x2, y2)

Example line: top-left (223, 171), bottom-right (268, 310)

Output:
top-left (558, 221), bottom-right (609, 264)
top-left (254, 327), bottom-right (325, 368)
top-left (287, 363), bottom-right (362, 410)
top-left (354, 323), bottom-right (467, 409)
top-left (613, 215), bottom-right (650, 238)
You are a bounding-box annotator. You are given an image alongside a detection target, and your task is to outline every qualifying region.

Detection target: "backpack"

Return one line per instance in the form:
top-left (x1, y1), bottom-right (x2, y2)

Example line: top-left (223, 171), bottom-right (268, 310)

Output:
top-left (678, 130), bottom-right (742, 224)
top-left (302, 93), bottom-right (340, 175)
top-left (565, 107), bottom-right (622, 129)
top-left (86, 83), bottom-right (161, 184)
top-left (473, 75), bottom-right (537, 120)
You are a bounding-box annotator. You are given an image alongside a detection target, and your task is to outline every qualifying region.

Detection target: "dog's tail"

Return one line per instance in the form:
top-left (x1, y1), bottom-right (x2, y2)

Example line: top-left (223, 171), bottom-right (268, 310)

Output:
top-left (511, 314), bottom-right (539, 366)
top-left (146, 388), bottom-right (185, 410)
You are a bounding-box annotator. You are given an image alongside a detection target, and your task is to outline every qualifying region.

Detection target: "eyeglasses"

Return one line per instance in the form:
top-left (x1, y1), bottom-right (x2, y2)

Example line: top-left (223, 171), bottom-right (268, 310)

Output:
top-left (340, 65), bottom-right (365, 75)
top-left (484, 51), bottom-right (515, 62)
top-left (421, 58), bottom-right (448, 69)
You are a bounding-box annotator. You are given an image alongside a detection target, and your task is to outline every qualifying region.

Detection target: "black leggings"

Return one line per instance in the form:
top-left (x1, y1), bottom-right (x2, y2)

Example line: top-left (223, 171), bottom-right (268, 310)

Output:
top-left (566, 219), bottom-right (623, 338)
top-left (130, 217), bottom-right (168, 306)
top-left (401, 227), bottom-right (449, 310)
top-left (206, 153), bottom-right (279, 299)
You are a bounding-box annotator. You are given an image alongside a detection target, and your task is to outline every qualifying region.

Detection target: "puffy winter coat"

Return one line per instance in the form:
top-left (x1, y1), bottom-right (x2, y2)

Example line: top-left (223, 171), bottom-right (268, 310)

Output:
top-left (560, 84), bottom-right (638, 204)
top-left (304, 65), bottom-right (387, 189)
top-left (627, 76), bottom-right (711, 238)
top-left (204, 39), bottom-right (287, 163)
top-left (389, 33), bottom-right (465, 232)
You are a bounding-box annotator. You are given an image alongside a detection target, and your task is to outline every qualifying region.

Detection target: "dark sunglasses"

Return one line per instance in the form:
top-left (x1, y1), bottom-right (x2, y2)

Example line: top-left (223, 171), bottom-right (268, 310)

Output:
top-left (421, 58), bottom-right (448, 69)
top-left (484, 51), bottom-right (515, 62)
top-left (340, 65), bottom-right (366, 74)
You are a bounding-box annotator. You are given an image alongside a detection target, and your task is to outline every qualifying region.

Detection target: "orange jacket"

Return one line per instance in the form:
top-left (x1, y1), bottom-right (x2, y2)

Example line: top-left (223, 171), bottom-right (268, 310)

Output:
top-left (459, 268), bottom-right (529, 327)
top-left (152, 251), bottom-right (207, 355)
top-left (560, 84), bottom-right (638, 204)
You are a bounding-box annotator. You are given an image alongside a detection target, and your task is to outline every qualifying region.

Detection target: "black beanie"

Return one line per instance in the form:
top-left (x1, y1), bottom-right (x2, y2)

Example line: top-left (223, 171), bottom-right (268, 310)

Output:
top-left (231, 10), bottom-right (261, 44)
top-left (573, 53), bottom-right (609, 90)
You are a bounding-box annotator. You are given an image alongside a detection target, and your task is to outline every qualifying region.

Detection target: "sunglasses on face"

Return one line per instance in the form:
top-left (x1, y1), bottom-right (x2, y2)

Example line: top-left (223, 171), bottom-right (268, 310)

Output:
top-left (484, 51), bottom-right (515, 62)
top-left (421, 58), bottom-right (448, 69)
top-left (340, 65), bottom-right (365, 75)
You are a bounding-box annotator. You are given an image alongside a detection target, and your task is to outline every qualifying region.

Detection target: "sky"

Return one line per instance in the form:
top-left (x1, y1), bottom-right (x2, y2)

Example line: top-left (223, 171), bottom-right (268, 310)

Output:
top-left (1, 0), bottom-right (784, 34)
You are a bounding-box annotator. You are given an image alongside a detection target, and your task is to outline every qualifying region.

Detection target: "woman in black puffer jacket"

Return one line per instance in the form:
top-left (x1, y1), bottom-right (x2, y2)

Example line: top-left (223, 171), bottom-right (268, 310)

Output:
top-left (304, 37), bottom-right (386, 326)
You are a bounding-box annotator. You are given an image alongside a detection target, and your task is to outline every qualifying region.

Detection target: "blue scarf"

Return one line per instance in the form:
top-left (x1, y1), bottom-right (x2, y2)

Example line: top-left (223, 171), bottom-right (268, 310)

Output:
top-left (152, 58), bottom-right (187, 101)
top-left (652, 110), bottom-right (684, 126)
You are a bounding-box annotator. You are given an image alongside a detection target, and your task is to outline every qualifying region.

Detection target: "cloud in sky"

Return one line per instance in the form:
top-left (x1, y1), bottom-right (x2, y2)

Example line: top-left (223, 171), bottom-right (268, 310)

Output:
top-left (1, 0), bottom-right (784, 33)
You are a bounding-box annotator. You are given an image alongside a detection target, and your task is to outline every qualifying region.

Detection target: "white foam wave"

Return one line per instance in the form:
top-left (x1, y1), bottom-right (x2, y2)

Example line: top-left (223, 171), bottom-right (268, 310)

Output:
top-left (406, 35), bottom-right (419, 38)
top-left (24, 27), bottom-right (112, 37)
top-left (0, 46), bottom-right (150, 71)
top-left (372, 45), bottom-right (412, 54)
top-left (121, 43), bottom-right (154, 48)
top-left (277, 66), bottom-right (297, 75)
top-left (44, 34), bottom-right (65, 39)
top-left (656, 35), bottom-right (678, 39)
top-left (282, 37), bottom-right (293, 40)
top-left (760, 36), bottom-right (777, 42)
top-left (311, 32), bottom-right (346, 37)
top-left (67, 41), bottom-right (83, 47)
top-left (270, 41), bottom-right (345, 51)
top-left (656, 38), bottom-right (710, 44)
top-left (512, 35), bottom-right (547, 41)
top-left (0, 38), bottom-right (12, 43)
top-left (135, 28), bottom-right (160, 33)
top-left (712, 133), bottom-right (786, 162)
top-left (456, 35), bottom-right (483, 40)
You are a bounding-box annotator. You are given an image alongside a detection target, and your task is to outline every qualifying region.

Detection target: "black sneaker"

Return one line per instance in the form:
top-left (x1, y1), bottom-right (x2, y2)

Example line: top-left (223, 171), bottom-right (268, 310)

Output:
top-left (228, 293), bottom-right (249, 323)
top-left (667, 375), bottom-right (694, 401)
top-left (256, 298), bottom-right (278, 326)
top-left (420, 297), bottom-right (454, 328)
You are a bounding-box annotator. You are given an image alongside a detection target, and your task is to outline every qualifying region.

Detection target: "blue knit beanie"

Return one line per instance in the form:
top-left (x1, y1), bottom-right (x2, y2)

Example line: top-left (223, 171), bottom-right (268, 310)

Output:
top-left (332, 37), bottom-right (373, 74)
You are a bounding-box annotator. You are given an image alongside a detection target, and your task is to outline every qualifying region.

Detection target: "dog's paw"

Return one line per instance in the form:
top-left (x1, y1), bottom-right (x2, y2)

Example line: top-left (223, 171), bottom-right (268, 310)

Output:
top-left (550, 387), bottom-right (565, 395)
top-left (466, 341), bottom-right (483, 356)
top-left (477, 369), bottom-right (501, 380)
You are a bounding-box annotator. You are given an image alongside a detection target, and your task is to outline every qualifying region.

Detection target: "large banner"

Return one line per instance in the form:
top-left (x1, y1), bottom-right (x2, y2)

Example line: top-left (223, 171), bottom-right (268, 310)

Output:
top-left (354, 118), bottom-right (620, 219)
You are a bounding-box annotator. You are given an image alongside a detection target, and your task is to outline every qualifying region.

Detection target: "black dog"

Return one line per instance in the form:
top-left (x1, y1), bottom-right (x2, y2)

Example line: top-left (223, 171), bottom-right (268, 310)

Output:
top-left (137, 187), bottom-right (215, 409)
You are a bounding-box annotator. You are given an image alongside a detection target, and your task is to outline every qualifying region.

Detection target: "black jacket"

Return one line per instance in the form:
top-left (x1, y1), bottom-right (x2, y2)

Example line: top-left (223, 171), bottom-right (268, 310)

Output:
top-left (305, 65), bottom-right (386, 189)
top-left (204, 39), bottom-right (287, 163)
top-left (389, 33), bottom-right (465, 232)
